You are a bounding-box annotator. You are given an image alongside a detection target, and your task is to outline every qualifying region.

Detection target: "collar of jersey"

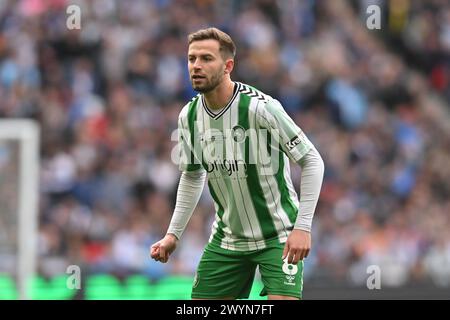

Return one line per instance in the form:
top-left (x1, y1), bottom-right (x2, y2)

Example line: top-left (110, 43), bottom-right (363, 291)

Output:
top-left (202, 82), bottom-right (240, 120)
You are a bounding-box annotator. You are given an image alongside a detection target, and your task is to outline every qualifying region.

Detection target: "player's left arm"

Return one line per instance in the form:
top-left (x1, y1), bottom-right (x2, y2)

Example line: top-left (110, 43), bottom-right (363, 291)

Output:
top-left (283, 146), bottom-right (324, 264)
top-left (259, 99), bottom-right (325, 264)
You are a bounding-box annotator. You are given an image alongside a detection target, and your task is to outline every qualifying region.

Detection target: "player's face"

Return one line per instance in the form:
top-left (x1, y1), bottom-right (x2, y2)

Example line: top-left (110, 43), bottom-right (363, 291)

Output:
top-left (188, 39), bottom-right (227, 93)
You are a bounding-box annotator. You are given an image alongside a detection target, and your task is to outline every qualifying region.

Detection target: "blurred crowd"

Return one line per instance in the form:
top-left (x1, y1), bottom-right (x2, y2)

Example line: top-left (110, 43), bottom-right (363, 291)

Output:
top-left (0, 0), bottom-right (449, 289)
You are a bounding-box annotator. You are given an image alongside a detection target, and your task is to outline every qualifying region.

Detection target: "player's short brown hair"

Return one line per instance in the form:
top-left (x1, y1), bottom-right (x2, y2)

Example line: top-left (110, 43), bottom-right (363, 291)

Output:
top-left (188, 27), bottom-right (236, 59)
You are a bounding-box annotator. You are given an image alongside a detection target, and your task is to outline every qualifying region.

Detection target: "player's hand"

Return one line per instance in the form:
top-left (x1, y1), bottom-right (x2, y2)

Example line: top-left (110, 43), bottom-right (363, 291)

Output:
top-left (282, 229), bottom-right (311, 265)
top-left (150, 233), bottom-right (178, 263)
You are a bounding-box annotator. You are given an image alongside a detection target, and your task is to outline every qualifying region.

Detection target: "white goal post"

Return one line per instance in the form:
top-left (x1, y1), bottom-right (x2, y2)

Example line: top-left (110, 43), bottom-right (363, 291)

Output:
top-left (0, 119), bottom-right (40, 300)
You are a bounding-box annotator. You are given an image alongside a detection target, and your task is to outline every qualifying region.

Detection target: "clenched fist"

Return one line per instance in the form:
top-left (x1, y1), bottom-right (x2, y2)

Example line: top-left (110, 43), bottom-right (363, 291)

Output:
top-left (150, 233), bottom-right (179, 263)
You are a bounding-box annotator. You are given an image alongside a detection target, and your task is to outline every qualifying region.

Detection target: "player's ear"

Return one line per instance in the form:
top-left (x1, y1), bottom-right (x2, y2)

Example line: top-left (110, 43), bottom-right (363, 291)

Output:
top-left (224, 58), bottom-right (234, 74)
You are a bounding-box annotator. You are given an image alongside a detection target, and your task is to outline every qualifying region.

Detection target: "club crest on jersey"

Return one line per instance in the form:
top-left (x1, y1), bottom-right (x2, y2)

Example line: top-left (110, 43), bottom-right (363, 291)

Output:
top-left (232, 125), bottom-right (246, 143)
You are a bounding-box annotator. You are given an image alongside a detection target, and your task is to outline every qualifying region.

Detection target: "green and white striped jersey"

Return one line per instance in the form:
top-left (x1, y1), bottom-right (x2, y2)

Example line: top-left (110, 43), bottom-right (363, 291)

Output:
top-left (177, 82), bottom-right (313, 251)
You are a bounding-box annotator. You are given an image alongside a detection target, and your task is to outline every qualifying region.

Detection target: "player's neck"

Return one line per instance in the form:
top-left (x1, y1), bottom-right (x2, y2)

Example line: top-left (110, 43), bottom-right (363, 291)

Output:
top-left (203, 79), bottom-right (235, 111)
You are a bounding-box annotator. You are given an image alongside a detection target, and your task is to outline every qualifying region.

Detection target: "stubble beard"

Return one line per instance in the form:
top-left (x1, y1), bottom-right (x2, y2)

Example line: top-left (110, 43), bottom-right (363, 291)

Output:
top-left (192, 71), bottom-right (223, 93)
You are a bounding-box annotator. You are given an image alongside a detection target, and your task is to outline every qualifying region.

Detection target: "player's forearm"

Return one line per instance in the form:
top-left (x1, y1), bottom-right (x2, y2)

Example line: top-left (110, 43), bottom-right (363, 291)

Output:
top-left (294, 146), bottom-right (325, 232)
top-left (166, 169), bottom-right (206, 240)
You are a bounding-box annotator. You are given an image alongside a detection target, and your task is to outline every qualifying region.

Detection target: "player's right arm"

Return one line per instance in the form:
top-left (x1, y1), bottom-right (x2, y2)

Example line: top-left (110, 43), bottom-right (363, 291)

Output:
top-left (150, 107), bottom-right (206, 263)
top-left (150, 169), bottom-right (206, 263)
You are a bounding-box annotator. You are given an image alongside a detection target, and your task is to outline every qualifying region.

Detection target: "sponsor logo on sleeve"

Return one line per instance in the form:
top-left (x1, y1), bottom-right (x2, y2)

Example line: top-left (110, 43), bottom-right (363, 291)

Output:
top-left (285, 133), bottom-right (304, 151)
